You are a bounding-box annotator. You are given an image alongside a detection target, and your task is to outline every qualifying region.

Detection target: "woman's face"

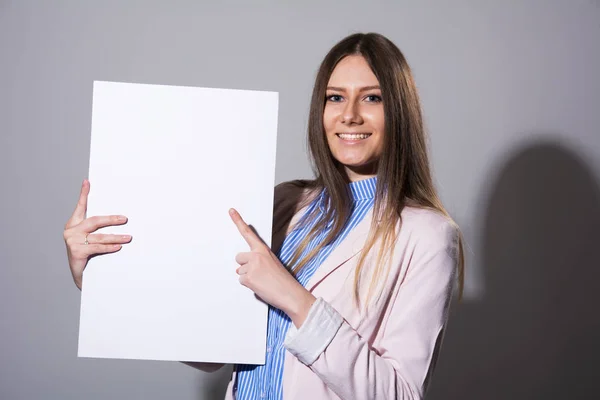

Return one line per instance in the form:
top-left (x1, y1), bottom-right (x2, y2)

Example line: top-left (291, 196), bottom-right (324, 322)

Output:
top-left (323, 55), bottom-right (385, 182)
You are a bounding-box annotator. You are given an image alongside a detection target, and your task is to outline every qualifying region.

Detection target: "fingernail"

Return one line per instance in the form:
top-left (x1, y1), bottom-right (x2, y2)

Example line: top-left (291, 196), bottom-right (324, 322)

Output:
top-left (118, 216), bottom-right (127, 221)
top-left (229, 209), bottom-right (235, 215)
top-left (122, 235), bottom-right (131, 240)
top-left (113, 244), bottom-right (121, 249)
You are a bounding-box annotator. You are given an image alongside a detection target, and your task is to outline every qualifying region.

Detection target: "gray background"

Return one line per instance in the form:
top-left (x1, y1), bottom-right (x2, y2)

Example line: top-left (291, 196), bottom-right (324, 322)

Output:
top-left (1, 0), bottom-right (599, 399)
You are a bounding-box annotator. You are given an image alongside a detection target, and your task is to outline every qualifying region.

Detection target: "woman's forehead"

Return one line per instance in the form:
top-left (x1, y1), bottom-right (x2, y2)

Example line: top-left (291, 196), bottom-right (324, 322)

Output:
top-left (327, 55), bottom-right (380, 88)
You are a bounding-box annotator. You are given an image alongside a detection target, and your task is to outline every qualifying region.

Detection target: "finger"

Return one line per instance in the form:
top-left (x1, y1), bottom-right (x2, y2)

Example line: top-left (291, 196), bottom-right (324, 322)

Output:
top-left (86, 233), bottom-right (132, 245)
top-left (86, 244), bottom-right (123, 256)
top-left (79, 215), bottom-right (128, 234)
top-left (229, 209), bottom-right (264, 251)
top-left (71, 243), bottom-right (123, 260)
top-left (235, 252), bottom-right (253, 265)
top-left (236, 265), bottom-right (249, 275)
top-left (67, 179), bottom-right (90, 228)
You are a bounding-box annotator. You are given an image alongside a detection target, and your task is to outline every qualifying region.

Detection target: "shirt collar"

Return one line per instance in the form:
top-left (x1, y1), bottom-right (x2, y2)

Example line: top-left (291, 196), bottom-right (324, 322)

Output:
top-left (348, 176), bottom-right (377, 200)
top-left (318, 176), bottom-right (377, 213)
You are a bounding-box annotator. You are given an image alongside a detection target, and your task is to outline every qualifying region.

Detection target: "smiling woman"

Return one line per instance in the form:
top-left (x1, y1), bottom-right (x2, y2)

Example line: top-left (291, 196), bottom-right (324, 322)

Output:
top-left (323, 56), bottom-right (385, 181)
top-left (323, 55), bottom-right (385, 180)
top-left (63, 32), bottom-right (464, 400)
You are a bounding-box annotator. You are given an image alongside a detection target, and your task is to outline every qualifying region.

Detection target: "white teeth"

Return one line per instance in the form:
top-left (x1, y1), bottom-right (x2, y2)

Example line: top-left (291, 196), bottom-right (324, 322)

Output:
top-left (338, 133), bottom-right (371, 140)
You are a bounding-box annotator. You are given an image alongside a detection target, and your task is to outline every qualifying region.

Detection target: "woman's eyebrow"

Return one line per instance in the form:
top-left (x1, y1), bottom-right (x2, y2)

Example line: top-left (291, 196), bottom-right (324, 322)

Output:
top-left (326, 85), bottom-right (381, 92)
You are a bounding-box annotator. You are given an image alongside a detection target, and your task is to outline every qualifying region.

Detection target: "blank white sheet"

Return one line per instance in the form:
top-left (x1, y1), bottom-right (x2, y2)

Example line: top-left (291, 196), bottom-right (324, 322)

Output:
top-left (78, 81), bottom-right (278, 364)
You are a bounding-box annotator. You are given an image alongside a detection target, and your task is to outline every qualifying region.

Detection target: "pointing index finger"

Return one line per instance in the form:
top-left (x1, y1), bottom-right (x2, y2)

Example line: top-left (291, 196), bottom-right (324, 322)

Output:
top-left (229, 208), bottom-right (263, 251)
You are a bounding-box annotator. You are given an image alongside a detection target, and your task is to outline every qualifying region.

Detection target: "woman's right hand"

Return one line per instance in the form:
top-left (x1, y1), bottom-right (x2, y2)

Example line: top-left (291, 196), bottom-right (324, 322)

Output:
top-left (63, 179), bottom-right (132, 290)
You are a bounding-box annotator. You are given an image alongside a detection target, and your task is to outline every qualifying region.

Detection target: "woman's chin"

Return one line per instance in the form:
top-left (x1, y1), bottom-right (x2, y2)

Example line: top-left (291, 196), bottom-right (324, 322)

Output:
top-left (331, 148), bottom-right (380, 168)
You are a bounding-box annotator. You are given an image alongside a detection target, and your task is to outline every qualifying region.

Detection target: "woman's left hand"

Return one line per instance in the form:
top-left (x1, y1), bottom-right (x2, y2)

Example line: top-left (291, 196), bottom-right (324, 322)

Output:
top-left (229, 208), bottom-right (316, 327)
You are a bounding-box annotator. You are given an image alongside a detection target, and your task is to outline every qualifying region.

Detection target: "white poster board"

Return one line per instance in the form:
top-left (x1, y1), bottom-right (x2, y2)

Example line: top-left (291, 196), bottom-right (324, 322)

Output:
top-left (78, 81), bottom-right (278, 364)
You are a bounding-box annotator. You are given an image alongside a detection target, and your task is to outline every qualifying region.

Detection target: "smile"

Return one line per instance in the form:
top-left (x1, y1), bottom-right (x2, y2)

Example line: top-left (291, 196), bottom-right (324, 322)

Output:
top-left (336, 133), bottom-right (372, 141)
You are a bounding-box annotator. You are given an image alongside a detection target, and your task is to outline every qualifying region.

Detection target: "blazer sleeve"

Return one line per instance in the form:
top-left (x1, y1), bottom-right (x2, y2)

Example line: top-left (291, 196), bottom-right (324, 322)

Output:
top-left (284, 219), bottom-right (459, 400)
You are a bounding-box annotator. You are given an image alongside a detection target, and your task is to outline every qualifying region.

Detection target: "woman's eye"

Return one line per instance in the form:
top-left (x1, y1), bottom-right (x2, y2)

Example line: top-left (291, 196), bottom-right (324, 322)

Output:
top-left (326, 95), bottom-right (343, 102)
top-left (365, 95), bottom-right (382, 103)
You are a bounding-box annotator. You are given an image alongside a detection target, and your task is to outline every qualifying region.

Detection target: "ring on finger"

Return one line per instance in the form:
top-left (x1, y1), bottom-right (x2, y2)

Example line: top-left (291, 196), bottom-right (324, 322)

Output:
top-left (84, 234), bottom-right (89, 245)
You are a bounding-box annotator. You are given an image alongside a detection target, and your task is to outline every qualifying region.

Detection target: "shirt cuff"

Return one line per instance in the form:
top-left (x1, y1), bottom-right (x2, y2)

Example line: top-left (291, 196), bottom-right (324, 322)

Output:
top-left (283, 297), bottom-right (343, 366)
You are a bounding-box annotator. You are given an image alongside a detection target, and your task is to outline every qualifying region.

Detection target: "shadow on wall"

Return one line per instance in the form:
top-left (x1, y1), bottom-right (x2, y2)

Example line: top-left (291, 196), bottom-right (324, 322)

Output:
top-left (197, 364), bottom-right (233, 400)
top-left (427, 140), bottom-right (600, 400)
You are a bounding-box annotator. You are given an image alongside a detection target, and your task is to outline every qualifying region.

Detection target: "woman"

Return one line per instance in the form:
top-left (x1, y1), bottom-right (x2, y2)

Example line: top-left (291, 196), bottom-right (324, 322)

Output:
top-left (63, 32), bottom-right (464, 400)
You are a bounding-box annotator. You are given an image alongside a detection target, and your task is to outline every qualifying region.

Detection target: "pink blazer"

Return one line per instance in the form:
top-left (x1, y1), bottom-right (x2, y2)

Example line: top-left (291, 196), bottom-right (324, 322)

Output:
top-left (211, 182), bottom-right (459, 399)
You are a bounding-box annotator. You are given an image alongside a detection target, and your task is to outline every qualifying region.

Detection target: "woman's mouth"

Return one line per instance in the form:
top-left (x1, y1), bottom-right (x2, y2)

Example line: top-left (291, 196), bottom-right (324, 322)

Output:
top-left (336, 133), bottom-right (372, 142)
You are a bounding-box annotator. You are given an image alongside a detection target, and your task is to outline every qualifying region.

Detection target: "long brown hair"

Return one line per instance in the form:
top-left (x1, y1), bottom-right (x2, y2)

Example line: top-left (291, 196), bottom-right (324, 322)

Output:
top-left (287, 33), bottom-right (465, 307)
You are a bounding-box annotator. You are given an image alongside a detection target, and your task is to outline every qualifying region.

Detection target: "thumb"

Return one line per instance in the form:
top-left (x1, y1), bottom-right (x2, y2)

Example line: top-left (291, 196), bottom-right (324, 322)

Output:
top-left (66, 179), bottom-right (90, 228)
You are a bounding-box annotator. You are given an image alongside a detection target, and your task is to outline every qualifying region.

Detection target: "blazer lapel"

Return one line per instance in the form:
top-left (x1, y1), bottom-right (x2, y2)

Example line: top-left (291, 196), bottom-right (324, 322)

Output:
top-left (306, 209), bottom-right (373, 291)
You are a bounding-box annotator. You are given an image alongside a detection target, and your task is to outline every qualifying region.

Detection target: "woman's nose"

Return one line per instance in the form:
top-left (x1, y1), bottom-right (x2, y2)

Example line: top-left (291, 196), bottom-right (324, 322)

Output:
top-left (340, 101), bottom-right (363, 125)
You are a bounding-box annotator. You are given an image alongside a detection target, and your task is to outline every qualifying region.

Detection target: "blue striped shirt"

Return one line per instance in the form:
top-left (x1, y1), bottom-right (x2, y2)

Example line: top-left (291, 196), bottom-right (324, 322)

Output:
top-left (234, 176), bottom-right (377, 400)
